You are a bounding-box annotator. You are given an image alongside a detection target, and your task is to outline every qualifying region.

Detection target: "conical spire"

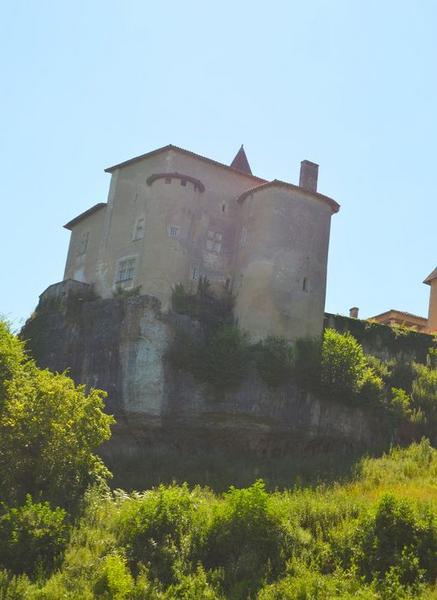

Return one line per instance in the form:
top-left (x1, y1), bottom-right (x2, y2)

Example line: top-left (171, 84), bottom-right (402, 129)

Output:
top-left (230, 145), bottom-right (252, 175)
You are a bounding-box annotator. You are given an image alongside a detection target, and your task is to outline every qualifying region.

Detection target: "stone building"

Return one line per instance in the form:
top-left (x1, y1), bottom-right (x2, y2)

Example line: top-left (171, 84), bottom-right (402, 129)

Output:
top-left (368, 267), bottom-right (437, 334)
top-left (61, 144), bottom-right (339, 341)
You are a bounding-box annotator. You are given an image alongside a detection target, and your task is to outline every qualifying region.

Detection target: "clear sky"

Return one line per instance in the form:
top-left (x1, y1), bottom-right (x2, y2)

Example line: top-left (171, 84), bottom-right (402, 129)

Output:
top-left (1, 0), bottom-right (436, 329)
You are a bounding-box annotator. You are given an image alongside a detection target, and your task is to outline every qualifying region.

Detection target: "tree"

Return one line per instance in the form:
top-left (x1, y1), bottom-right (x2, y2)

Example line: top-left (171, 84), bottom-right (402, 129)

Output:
top-left (0, 320), bottom-right (114, 510)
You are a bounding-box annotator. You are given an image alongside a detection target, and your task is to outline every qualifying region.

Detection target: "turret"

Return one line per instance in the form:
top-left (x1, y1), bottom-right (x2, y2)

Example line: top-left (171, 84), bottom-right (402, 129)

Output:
top-left (233, 165), bottom-right (339, 342)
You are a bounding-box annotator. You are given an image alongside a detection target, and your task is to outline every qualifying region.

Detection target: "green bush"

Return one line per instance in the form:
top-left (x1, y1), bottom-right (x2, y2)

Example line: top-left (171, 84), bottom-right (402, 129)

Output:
top-left (167, 324), bottom-right (249, 392)
top-left (115, 484), bottom-right (208, 585)
top-left (350, 494), bottom-right (437, 585)
top-left (0, 497), bottom-right (68, 577)
top-left (171, 279), bottom-right (234, 331)
top-left (321, 329), bottom-right (368, 402)
top-left (253, 337), bottom-right (293, 387)
top-left (93, 554), bottom-right (134, 599)
top-left (0, 569), bottom-right (33, 600)
top-left (201, 326), bottom-right (249, 390)
top-left (292, 337), bottom-right (322, 391)
top-left (411, 362), bottom-right (437, 432)
top-left (204, 481), bottom-right (296, 599)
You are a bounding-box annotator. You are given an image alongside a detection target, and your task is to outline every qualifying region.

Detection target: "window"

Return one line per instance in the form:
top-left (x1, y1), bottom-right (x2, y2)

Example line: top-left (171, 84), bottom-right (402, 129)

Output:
top-left (180, 179), bottom-right (187, 186)
top-left (192, 266), bottom-right (199, 280)
top-left (133, 217), bottom-right (145, 241)
top-left (303, 277), bottom-right (308, 292)
top-left (240, 227), bottom-right (247, 247)
top-left (116, 258), bottom-right (136, 283)
top-left (206, 230), bottom-right (223, 253)
top-left (168, 225), bottom-right (179, 238)
top-left (77, 231), bottom-right (89, 255)
top-left (222, 204), bottom-right (226, 213)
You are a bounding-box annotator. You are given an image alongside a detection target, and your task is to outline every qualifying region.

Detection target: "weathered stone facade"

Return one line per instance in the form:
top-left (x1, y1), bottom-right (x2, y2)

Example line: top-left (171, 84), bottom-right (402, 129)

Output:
top-left (63, 145), bottom-right (339, 342)
top-left (22, 296), bottom-right (391, 456)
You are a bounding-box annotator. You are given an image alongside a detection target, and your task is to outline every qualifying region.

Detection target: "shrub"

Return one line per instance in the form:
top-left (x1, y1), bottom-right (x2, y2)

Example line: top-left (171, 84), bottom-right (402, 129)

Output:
top-left (93, 554), bottom-right (134, 599)
top-left (292, 337), bottom-right (322, 391)
top-left (201, 326), bottom-right (249, 390)
top-left (351, 494), bottom-right (437, 585)
top-left (171, 279), bottom-right (234, 330)
top-left (205, 481), bottom-right (296, 599)
top-left (253, 337), bottom-right (293, 387)
top-left (321, 329), bottom-right (367, 402)
top-left (115, 484), bottom-right (208, 585)
top-left (411, 362), bottom-right (437, 432)
top-left (0, 496), bottom-right (68, 577)
top-left (0, 569), bottom-right (33, 600)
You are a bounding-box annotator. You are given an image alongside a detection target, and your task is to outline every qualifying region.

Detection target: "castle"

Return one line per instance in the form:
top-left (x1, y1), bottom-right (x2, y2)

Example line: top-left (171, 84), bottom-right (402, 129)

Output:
top-left (61, 144), bottom-right (339, 341)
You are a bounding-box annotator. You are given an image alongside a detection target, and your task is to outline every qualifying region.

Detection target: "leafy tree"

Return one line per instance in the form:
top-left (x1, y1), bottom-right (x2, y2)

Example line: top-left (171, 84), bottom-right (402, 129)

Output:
top-left (321, 329), bottom-right (385, 407)
top-left (0, 320), bottom-right (114, 510)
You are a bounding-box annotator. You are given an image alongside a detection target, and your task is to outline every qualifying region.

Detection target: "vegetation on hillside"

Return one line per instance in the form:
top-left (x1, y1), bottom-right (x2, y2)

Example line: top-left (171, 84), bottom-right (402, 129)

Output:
top-left (168, 283), bottom-right (437, 439)
top-left (0, 317), bottom-right (436, 598)
top-left (0, 440), bottom-right (436, 599)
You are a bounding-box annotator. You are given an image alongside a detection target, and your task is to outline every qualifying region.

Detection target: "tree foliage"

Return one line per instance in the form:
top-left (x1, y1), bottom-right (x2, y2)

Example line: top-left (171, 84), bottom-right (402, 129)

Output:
top-left (0, 321), bottom-right (114, 510)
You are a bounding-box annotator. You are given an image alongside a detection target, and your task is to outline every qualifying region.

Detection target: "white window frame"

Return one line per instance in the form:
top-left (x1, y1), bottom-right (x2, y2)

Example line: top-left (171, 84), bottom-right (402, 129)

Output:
top-left (132, 216), bottom-right (145, 241)
top-left (114, 256), bottom-right (137, 286)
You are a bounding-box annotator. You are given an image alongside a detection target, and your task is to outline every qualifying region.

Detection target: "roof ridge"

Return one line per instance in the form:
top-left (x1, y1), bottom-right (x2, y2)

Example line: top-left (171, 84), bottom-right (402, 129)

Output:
top-left (104, 144), bottom-right (266, 182)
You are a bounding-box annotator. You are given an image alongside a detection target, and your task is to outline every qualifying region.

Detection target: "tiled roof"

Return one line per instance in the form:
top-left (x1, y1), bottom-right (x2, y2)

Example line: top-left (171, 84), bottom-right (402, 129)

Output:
top-left (63, 203), bottom-right (106, 230)
top-left (104, 144), bottom-right (266, 182)
top-left (237, 179), bottom-right (340, 214)
top-left (369, 309), bottom-right (427, 323)
top-left (424, 267), bottom-right (437, 285)
top-left (230, 145), bottom-right (252, 175)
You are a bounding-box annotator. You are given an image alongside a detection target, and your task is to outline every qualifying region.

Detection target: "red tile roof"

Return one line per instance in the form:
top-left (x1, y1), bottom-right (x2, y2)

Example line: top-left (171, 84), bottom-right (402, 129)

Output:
top-left (424, 267), bottom-right (437, 285)
top-left (230, 145), bottom-right (252, 175)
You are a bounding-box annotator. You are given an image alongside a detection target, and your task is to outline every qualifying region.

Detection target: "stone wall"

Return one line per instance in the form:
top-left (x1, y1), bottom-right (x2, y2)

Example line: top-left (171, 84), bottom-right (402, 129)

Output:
top-left (22, 295), bottom-right (400, 470)
top-left (324, 313), bottom-right (435, 363)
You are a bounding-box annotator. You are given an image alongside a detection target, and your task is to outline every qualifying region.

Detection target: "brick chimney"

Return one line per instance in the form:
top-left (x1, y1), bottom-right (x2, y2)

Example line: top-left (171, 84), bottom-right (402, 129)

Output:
top-left (299, 160), bottom-right (319, 192)
top-left (349, 307), bottom-right (359, 319)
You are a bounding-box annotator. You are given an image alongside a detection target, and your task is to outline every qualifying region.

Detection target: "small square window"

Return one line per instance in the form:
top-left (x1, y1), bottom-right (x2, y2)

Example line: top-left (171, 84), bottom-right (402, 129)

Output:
top-left (214, 242), bottom-right (221, 253)
top-left (214, 232), bottom-right (222, 241)
top-left (206, 239), bottom-right (215, 251)
top-left (207, 230), bottom-right (215, 240)
top-left (169, 226), bottom-right (179, 238)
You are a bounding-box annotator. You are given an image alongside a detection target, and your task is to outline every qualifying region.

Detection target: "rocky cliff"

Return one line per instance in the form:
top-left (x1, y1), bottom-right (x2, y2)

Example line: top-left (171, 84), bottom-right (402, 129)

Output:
top-left (22, 292), bottom-right (429, 487)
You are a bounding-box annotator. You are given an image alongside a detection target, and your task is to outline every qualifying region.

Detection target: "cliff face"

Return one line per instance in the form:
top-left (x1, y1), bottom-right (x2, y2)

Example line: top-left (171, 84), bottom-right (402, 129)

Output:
top-left (22, 295), bottom-right (391, 467)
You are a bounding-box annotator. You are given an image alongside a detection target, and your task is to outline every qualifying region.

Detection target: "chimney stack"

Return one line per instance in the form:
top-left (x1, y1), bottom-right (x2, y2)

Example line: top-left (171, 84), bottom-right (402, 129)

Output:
top-left (299, 160), bottom-right (319, 192)
top-left (349, 307), bottom-right (359, 319)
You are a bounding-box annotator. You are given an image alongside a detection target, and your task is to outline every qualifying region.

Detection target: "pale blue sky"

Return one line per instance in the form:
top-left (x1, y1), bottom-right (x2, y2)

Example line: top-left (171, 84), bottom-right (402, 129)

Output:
top-left (1, 0), bottom-right (436, 329)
